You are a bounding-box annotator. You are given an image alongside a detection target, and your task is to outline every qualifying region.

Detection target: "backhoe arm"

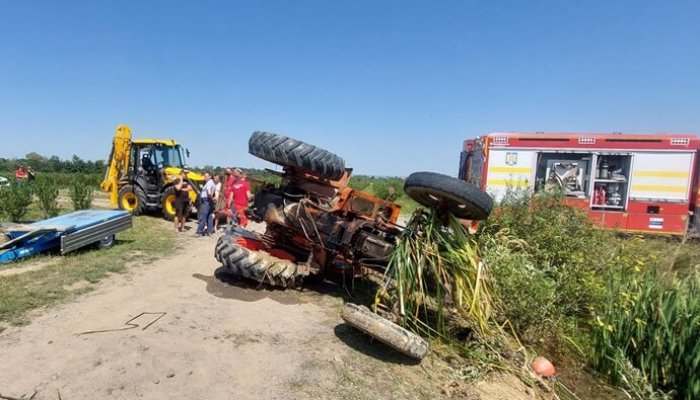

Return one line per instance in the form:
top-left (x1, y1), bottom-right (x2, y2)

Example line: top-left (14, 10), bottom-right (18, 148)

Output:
top-left (100, 125), bottom-right (132, 206)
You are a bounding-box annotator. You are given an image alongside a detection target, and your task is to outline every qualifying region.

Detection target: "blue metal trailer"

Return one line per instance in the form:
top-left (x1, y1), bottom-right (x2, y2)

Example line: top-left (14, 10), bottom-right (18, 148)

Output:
top-left (0, 210), bottom-right (132, 264)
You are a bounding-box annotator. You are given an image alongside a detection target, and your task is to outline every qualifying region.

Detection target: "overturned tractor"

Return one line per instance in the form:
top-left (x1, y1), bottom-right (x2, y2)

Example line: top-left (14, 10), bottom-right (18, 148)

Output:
top-left (214, 131), bottom-right (493, 359)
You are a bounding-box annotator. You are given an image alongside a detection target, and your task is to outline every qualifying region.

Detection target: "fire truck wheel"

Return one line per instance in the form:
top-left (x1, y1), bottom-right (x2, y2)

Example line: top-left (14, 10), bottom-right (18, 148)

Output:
top-left (340, 303), bottom-right (428, 360)
top-left (215, 235), bottom-right (310, 288)
top-left (249, 131), bottom-right (346, 181)
top-left (404, 171), bottom-right (493, 220)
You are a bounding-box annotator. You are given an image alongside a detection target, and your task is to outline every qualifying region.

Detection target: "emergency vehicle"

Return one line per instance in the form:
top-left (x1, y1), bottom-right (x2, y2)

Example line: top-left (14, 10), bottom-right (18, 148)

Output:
top-left (459, 132), bottom-right (700, 235)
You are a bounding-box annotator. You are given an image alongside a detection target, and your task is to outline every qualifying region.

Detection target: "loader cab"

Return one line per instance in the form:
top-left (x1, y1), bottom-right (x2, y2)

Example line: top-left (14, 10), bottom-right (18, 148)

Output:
top-left (127, 140), bottom-right (189, 206)
top-left (130, 141), bottom-right (186, 179)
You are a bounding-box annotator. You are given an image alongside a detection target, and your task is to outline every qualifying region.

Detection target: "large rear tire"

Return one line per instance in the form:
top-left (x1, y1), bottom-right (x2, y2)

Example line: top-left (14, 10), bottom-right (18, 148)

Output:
top-left (340, 303), bottom-right (428, 360)
top-left (249, 131), bottom-right (346, 180)
top-left (215, 234), bottom-right (311, 288)
top-left (404, 172), bottom-right (493, 220)
top-left (118, 184), bottom-right (147, 216)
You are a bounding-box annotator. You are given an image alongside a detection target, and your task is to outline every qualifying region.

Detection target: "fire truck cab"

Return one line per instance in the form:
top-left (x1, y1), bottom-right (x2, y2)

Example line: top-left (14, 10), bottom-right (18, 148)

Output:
top-left (459, 132), bottom-right (700, 235)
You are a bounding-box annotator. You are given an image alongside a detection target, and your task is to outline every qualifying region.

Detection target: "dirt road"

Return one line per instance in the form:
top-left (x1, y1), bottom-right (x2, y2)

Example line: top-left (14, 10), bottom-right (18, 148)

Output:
top-left (0, 221), bottom-right (541, 400)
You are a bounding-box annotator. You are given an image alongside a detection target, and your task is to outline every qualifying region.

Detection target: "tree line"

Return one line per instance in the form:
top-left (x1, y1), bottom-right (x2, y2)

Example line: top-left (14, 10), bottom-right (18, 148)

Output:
top-left (0, 153), bottom-right (105, 175)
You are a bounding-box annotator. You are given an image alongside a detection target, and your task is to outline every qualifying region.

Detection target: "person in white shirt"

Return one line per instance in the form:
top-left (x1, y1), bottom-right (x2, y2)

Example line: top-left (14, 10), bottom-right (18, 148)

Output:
top-left (196, 172), bottom-right (216, 236)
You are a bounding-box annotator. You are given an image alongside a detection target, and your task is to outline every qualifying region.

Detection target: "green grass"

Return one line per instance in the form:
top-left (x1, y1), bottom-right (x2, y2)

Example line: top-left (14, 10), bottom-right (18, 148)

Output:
top-left (0, 217), bottom-right (174, 325)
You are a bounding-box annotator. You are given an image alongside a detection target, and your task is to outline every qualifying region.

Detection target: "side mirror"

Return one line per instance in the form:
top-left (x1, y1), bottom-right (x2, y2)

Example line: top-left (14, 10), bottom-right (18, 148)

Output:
top-left (186, 149), bottom-right (191, 158)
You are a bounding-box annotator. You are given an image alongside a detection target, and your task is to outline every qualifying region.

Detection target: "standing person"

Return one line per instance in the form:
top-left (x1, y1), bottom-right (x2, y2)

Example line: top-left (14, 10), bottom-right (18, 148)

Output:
top-left (212, 174), bottom-right (225, 230)
top-left (223, 168), bottom-right (237, 226)
top-left (196, 172), bottom-right (216, 236)
top-left (26, 166), bottom-right (36, 182)
top-left (231, 168), bottom-right (251, 228)
top-left (173, 170), bottom-right (192, 232)
top-left (15, 166), bottom-right (25, 184)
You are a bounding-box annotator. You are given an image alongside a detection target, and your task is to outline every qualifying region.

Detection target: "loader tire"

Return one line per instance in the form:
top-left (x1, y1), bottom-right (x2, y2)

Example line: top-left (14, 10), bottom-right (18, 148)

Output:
top-left (249, 131), bottom-right (346, 180)
top-left (161, 186), bottom-right (177, 221)
top-left (404, 171), bottom-right (493, 220)
top-left (118, 184), bottom-right (146, 216)
top-left (340, 303), bottom-right (428, 360)
top-left (215, 235), bottom-right (311, 288)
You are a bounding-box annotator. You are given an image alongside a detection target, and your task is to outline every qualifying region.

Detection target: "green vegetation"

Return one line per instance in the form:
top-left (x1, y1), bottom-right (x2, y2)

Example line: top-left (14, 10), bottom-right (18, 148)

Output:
top-left (33, 178), bottom-right (61, 218)
top-left (475, 188), bottom-right (697, 399)
top-left (348, 175), bottom-right (418, 214)
top-left (0, 182), bottom-right (33, 222)
top-left (591, 268), bottom-right (698, 399)
top-left (0, 172), bottom-right (101, 222)
top-left (0, 153), bottom-right (105, 175)
top-left (0, 217), bottom-right (173, 325)
top-left (376, 210), bottom-right (492, 338)
top-left (68, 175), bottom-right (94, 210)
top-left (374, 186), bottom-right (696, 398)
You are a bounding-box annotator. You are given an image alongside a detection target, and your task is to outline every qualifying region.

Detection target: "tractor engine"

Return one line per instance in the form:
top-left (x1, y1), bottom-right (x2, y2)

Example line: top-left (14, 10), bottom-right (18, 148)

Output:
top-left (248, 173), bottom-right (400, 273)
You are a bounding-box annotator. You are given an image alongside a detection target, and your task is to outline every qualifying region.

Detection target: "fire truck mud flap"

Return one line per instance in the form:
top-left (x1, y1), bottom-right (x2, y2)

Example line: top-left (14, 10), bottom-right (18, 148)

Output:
top-left (340, 303), bottom-right (428, 360)
top-left (404, 171), bottom-right (493, 220)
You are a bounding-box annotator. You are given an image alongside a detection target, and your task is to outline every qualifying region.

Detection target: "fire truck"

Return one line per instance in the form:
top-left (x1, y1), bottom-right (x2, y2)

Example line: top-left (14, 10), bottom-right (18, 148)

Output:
top-left (459, 132), bottom-right (700, 235)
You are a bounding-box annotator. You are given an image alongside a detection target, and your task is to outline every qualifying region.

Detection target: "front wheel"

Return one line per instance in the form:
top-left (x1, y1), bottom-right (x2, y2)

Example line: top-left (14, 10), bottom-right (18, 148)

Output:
top-left (161, 186), bottom-right (177, 221)
top-left (340, 303), bottom-right (428, 360)
top-left (118, 184), bottom-right (146, 216)
top-left (404, 172), bottom-right (493, 220)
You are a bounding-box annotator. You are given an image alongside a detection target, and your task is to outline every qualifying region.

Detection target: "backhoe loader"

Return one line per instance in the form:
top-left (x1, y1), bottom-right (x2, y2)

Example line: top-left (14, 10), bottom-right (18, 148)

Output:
top-left (100, 125), bottom-right (204, 220)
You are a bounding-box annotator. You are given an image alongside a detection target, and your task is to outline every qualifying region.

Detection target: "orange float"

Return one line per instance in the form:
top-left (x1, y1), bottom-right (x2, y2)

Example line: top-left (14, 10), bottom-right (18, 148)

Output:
top-left (531, 356), bottom-right (556, 378)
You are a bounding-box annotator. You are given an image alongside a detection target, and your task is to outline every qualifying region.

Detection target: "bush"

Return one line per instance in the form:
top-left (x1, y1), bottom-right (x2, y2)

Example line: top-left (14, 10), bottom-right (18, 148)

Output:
top-left (68, 175), bottom-right (94, 210)
top-left (0, 182), bottom-right (33, 222)
top-left (479, 189), bottom-right (610, 345)
top-left (34, 178), bottom-right (60, 218)
top-left (481, 239), bottom-right (558, 342)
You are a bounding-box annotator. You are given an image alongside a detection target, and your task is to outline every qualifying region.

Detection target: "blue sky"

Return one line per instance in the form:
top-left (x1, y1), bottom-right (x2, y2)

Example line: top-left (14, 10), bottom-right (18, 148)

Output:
top-left (1, 1), bottom-right (699, 176)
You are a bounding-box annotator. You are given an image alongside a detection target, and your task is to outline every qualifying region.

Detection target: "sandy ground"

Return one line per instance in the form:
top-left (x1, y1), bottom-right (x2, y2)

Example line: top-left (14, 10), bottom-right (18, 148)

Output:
top-left (0, 220), bottom-right (547, 400)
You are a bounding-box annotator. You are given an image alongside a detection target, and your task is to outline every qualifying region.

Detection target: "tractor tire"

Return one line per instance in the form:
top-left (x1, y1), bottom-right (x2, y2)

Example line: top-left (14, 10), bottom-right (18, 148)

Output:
top-left (404, 171), bottom-right (493, 220)
top-left (118, 184), bottom-right (147, 216)
top-left (161, 186), bottom-right (177, 221)
top-left (340, 303), bottom-right (428, 360)
top-left (215, 235), bottom-right (311, 288)
top-left (249, 131), bottom-right (346, 180)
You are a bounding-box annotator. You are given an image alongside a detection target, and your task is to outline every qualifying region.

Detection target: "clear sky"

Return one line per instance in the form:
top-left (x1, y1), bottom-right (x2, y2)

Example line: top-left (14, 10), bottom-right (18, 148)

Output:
top-left (1, 1), bottom-right (699, 176)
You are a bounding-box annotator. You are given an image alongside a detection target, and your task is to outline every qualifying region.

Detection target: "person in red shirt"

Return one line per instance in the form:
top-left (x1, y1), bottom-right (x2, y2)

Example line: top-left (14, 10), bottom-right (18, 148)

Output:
top-left (222, 168), bottom-right (237, 226)
top-left (15, 166), bottom-right (25, 183)
top-left (231, 168), bottom-right (251, 227)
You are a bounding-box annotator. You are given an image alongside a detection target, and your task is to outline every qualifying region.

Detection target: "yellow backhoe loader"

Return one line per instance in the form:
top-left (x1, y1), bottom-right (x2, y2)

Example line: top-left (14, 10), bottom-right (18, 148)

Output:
top-left (100, 125), bottom-right (204, 220)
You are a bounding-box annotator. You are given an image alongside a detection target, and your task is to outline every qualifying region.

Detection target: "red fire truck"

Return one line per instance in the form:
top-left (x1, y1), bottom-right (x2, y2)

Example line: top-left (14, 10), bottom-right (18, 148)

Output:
top-left (459, 132), bottom-right (700, 235)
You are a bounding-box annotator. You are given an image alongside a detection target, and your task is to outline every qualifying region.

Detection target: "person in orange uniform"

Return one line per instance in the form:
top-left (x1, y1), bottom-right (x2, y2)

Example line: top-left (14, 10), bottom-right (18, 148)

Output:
top-left (231, 168), bottom-right (251, 228)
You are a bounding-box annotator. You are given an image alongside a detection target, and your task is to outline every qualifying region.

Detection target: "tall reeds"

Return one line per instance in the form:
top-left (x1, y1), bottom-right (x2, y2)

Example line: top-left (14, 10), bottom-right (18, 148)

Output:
top-left (375, 209), bottom-right (493, 339)
top-left (591, 269), bottom-right (699, 399)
